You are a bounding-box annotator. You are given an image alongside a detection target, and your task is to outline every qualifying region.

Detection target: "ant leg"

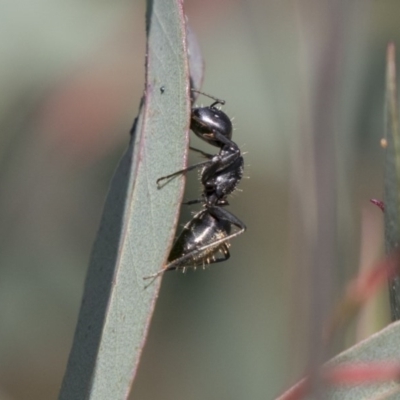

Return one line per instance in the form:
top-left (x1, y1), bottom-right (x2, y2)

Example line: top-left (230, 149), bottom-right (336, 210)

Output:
top-left (169, 244), bottom-right (230, 271)
top-left (182, 198), bottom-right (203, 206)
top-left (191, 89), bottom-right (225, 106)
top-left (207, 244), bottom-right (230, 265)
top-left (202, 155), bottom-right (242, 183)
top-left (173, 138), bottom-right (239, 188)
top-left (148, 212), bottom-right (244, 277)
top-left (158, 142), bottom-right (240, 188)
top-left (144, 244), bottom-right (230, 284)
top-left (156, 159), bottom-right (212, 186)
top-left (194, 227), bottom-right (244, 259)
top-left (198, 244), bottom-right (231, 270)
top-left (208, 206), bottom-right (247, 231)
top-left (189, 146), bottom-right (213, 159)
top-left (213, 131), bottom-right (240, 153)
top-left (210, 100), bottom-right (224, 108)
top-left (143, 268), bottom-right (165, 287)
top-left (157, 141), bottom-right (238, 188)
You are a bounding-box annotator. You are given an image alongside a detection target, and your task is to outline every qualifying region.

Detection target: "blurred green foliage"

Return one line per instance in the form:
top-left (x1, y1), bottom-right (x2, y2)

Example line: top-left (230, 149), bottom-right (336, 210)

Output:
top-left (1, 1), bottom-right (400, 399)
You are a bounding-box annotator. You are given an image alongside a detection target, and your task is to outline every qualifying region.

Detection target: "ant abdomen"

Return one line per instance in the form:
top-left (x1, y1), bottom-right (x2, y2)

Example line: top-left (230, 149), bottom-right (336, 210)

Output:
top-left (166, 209), bottom-right (232, 271)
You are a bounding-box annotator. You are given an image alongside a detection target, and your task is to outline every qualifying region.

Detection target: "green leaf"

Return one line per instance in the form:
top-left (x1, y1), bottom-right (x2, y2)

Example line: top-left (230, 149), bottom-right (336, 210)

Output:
top-left (277, 321), bottom-right (400, 399)
top-left (186, 22), bottom-right (204, 94)
top-left (384, 42), bottom-right (400, 320)
top-left (324, 321), bottom-right (400, 399)
top-left (374, 387), bottom-right (400, 400)
top-left (58, 0), bottom-right (192, 398)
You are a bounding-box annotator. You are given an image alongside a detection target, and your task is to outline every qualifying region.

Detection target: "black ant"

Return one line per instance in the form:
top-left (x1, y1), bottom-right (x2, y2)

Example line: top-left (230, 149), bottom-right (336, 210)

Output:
top-left (144, 90), bottom-right (246, 281)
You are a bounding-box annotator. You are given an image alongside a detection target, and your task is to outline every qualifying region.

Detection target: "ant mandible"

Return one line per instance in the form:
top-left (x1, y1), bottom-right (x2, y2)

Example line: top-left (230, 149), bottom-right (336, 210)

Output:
top-left (144, 89), bottom-right (246, 281)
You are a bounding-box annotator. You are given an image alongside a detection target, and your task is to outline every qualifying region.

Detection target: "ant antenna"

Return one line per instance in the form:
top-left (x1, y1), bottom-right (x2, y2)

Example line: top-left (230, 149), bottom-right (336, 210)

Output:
top-left (191, 89), bottom-right (225, 107)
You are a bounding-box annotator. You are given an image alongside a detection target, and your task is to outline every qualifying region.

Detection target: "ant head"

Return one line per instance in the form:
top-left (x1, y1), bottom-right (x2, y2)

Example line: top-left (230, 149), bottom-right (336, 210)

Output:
top-left (191, 106), bottom-right (233, 148)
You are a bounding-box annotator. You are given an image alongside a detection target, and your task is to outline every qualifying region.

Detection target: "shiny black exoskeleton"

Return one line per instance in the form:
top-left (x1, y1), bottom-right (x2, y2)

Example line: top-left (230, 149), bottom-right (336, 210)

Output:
top-left (156, 91), bottom-right (244, 207)
top-left (188, 146), bottom-right (244, 206)
top-left (163, 205), bottom-right (245, 273)
top-left (144, 90), bottom-right (246, 280)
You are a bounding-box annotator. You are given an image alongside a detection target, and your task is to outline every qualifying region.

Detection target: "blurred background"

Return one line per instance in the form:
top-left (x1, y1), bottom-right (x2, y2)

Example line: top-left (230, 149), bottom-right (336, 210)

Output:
top-left (0, 1), bottom-right (399, 399)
